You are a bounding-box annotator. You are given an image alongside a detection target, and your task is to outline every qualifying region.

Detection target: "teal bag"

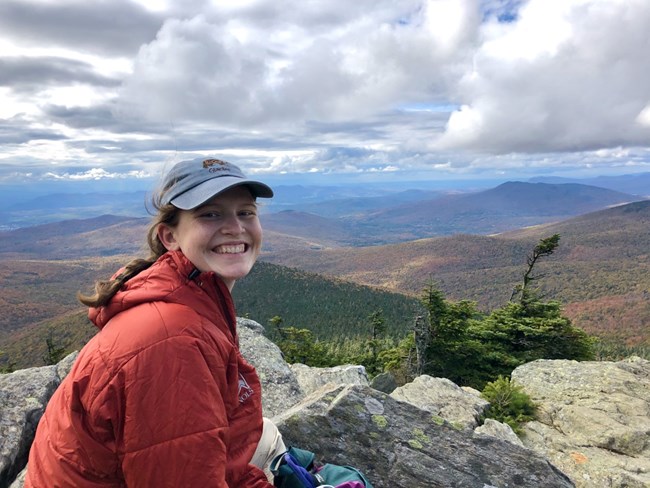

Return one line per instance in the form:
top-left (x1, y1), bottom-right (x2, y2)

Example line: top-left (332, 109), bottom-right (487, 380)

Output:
top-left (270, 446), bottom-right (373, 488)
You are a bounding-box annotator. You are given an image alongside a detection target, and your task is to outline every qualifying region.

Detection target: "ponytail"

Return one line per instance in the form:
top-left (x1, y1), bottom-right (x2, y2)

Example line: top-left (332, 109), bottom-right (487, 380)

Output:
top-left (77, 258), bottom-right (157, 307)
top-left (77, 187), bottom-right (181, 308)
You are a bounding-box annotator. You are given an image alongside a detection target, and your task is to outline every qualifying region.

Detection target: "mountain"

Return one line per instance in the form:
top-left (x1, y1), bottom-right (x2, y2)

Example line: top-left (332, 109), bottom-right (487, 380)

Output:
top-left (261, 181), bottom-right (643, 245)
top-left (260, 211), bottom-right (352, 248)
top-left (262, 200), bottom-right (650, 347)
top-left (1, 192), bottom-right (648, 365)
top-left (264, 200), bottom-right (650, 301)
top-left (0, 192), bottom-right (149, 229)
top-left (0, 255), bottom-right (127, 336)
top-left (356, 181), bottom-right (641, 239)
top-left (529, 172), bottom-right (650, 197)
top-left (0, 258), bottom-right (420, 370)
top-left (0, 215), bottom-right (144, 258)
top-left (233, 261), bottom-right (420, 339)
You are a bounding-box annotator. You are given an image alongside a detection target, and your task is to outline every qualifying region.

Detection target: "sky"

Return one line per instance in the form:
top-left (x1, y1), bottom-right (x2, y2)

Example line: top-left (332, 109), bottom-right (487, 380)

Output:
top-left (1, 0), bottom-right (650, 190)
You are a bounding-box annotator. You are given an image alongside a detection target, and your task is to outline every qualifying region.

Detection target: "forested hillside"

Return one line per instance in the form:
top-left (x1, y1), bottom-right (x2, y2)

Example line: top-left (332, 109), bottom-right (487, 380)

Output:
top-left (0, 256), bottom-right (125, 334)
top-left (1, 198), bottom-right (647, 370)
top-left (233, 262), bottom-right (421, 339)
top-left (263, 200), bottom-right (650, 347)
top-left (0, 258), bottom-right (420, 370)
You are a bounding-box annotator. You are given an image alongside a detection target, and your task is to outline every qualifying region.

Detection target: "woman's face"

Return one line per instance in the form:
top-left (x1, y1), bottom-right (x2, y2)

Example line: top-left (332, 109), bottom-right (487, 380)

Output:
top-left (158, 186), bottom-right (262, 290)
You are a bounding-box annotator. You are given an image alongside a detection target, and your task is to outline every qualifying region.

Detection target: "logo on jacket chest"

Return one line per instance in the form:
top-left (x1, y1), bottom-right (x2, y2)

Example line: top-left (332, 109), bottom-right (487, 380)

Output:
top-left (238, 373), bottom-right (254, 403)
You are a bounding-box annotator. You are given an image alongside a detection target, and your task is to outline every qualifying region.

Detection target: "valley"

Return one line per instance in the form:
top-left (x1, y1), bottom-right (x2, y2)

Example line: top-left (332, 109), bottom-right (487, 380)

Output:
top-left (1, 179), bottom-right (648, 369)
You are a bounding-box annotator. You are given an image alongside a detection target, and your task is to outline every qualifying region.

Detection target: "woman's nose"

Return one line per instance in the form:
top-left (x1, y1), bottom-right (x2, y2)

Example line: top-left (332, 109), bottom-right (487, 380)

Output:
top-left (220, 214), bottom-right (244, 234)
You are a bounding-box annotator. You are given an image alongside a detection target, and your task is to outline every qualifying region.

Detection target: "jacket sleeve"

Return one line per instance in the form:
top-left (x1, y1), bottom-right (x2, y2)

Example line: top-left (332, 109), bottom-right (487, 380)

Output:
top-left (94, 334), bottom-right (272, 487)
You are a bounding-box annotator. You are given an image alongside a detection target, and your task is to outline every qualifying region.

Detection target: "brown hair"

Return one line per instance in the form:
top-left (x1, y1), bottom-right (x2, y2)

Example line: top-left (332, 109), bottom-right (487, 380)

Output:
top-left (77, 180), bottom-right (182, 308)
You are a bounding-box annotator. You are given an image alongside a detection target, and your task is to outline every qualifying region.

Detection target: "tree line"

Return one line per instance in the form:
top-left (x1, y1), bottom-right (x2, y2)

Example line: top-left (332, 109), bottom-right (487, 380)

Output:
top-left (269, 235), bottom-right (595, 390)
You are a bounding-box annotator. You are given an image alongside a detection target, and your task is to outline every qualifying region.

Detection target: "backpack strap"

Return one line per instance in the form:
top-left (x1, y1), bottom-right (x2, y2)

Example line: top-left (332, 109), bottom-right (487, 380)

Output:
top-left (284, 453), bottom-right (317, 488)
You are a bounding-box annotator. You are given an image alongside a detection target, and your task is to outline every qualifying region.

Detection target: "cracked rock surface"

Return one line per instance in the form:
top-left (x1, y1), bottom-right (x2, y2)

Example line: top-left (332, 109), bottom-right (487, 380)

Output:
top-left (512, 357), bottom-right (650, 488)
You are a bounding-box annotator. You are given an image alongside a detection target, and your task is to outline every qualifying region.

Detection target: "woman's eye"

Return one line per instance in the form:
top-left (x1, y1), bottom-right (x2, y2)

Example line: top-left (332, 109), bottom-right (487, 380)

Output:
top-left (200, 212), bottom-right (221, 218)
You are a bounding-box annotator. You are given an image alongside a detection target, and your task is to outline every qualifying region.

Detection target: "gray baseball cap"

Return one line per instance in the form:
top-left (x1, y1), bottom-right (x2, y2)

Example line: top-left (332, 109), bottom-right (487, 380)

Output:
top-left (160, 156), bottom-right (273, 210)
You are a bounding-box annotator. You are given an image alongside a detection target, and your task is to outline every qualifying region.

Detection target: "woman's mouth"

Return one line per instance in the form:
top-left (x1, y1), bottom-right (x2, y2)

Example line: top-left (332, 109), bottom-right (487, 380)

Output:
top-left (215, 244), bottom-right (246, 254)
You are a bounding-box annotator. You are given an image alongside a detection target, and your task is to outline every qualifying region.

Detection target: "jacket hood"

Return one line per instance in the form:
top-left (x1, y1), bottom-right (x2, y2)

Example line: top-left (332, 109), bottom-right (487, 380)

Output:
top-left (88, 251), bottom-right (232, 331)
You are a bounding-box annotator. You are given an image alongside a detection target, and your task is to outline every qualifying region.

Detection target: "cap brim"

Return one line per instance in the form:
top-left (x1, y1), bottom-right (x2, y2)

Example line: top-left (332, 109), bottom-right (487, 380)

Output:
top-left (170, 177), bottom-right (274, 210)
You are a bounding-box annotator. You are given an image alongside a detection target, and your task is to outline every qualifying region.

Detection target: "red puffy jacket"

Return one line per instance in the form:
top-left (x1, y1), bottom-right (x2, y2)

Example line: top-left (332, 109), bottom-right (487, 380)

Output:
top-left (25, 251), bottom-right (272, 487)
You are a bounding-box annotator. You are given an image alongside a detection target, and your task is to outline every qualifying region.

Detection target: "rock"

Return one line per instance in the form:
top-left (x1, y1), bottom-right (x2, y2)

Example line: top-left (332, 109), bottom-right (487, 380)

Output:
top-left (289, 363), bottom-right (369, 396)
top-left (461, 385), bottom-right (483, 397)
top-left (390, 375), bottom-right (490, 430)
top-left (55, 351), bottom-right (78, 380)
top-left (474, 418), bottom-right (525, 447)
top-left (273, 383), bottom-right (575, 488)
top-left (4, 317), bottom-right (647, 488)
top-left (370, 371), bottom-right (398, 394)
top-left (237, 317), bottom-right (305, 418)
top-left (237, 317), bottom-right (267, 335)
top-left (0, 365), bottom-right (60, 487)
top-left (512, 357), bottom-right (650, 488)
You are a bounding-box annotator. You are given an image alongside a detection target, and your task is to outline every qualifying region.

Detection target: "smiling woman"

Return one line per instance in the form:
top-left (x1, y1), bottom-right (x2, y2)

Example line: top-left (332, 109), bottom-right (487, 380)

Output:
top-left (158, 185), bottom-right (264, 290)
top-left (24, 156), bottom-right (285, 488)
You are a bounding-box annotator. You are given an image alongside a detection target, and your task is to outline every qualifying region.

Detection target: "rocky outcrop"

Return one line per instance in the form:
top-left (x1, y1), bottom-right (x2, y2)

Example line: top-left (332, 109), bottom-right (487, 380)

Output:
top-left (1, 317), bottom-right (648, 487)
top-left (273, 383), bottom-right (573, 487)
top-left (512, 357), bottom-right (650, 488)
top-left (237, 318), bottom-right (305, 418)
top-left (390, 375), bottom-right (490, 431)
top-left (239, 319), bottom-right (371, 416)
top-left (0, 365), bottom-right (58, 488)
top-left (289, 362), bottom-right (369, 396)
top-left (475, 418), bottom-right (525, 447)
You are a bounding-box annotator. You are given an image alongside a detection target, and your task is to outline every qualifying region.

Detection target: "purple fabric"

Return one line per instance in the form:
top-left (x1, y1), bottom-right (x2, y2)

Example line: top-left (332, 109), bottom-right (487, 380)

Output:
top-left (284, 453), bottom-right (316, 488)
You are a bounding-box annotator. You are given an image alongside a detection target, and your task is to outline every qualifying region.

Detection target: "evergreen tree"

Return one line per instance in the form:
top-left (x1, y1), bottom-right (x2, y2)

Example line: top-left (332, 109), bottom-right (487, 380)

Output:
top-left (268, 315), bottom-right (284, 341)
top-left (510, 233), bottom-right (560, 311)
top-left (275, 326), bottom-right (334, 367)
top-left (387, 236), bottom-right (596, 390)
top-left (43, 333), bottom-right (67, 366)
top-left (480, 375), bottom-right (537, 433)
top-left (1, 350), bottom-right (16, 374)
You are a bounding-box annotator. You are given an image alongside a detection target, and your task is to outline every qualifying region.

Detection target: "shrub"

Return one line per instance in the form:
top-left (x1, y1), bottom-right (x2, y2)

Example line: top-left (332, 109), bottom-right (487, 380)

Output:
top-left (480, 375), bottom-right (537, 434)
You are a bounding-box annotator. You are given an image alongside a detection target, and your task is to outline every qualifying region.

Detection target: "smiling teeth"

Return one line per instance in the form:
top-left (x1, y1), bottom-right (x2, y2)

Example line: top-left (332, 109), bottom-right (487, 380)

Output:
top-left (216, 244), bottom-right (245, 254)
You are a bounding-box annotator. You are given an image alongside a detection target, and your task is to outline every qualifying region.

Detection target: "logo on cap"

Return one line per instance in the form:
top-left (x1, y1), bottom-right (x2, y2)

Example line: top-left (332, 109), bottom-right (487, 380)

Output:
top-left (202, 158), bottom-right (227, 168)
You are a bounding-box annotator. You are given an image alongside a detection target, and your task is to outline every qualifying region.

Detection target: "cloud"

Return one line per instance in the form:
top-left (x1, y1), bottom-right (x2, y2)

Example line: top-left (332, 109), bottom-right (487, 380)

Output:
top-left (0, 56), bottom-right (120, 94)
top-left (2, 0), bottom-right (650, 183)
top-left (115, 0), bottom-right (650, 161)
top-left (44, 167), bottom-right (150, 180)
top-left (0, 0), bottom-right (164, 57)
top-left (0, 115), bottom-right (66, 144)
top-left (115, 0), bottom-right (479, 126)
top-left (437, 0), bottom-right (650, 153)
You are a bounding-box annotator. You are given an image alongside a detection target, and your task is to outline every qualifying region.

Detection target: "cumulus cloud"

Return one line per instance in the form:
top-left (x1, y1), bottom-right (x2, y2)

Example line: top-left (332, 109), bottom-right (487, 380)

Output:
top-left (116, 0), bottom-right (479, 126)
top-left (113, 0), bottom-right (650, 163)
top-left (2, 0), bottom-right (650, 181)
top-left (437, 0), bottom-right (650, 153)
top-left (0, 0), bottom-right (164, 57)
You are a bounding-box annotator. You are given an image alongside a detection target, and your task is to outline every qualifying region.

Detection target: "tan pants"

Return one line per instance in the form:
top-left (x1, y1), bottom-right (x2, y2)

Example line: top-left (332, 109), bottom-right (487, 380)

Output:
top-left (250, 418), bottom-right (287, 481)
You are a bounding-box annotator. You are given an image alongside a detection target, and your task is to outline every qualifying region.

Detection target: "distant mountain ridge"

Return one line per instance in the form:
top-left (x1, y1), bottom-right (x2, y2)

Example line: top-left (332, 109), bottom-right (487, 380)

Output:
top-left (0, 215), bottom-right (148, 259)
top-left (1, 186), bottom-right (648, 359)
top-left (262, 200), bottom-right (650, 347)
top-left (1, 181), bottom-right (645, 261)
top-left (2, 175), bottom-right (645, 235)
top-left (264, 200), bottom-right (650, 301)
top-left (529, 172), bottom-right (650, 197)
top-left (263, 181), bottom-right (644, 245)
